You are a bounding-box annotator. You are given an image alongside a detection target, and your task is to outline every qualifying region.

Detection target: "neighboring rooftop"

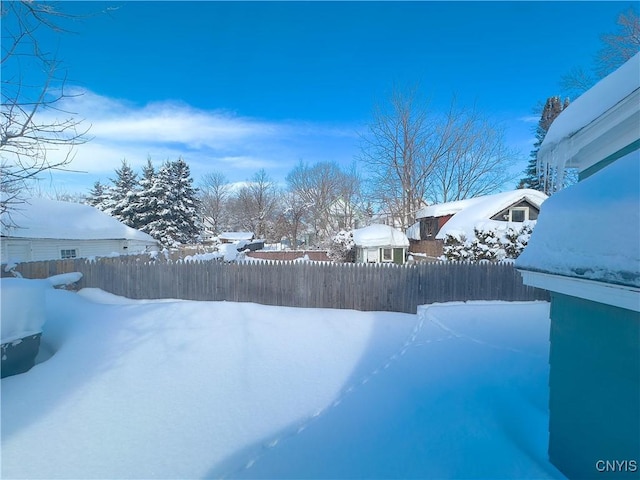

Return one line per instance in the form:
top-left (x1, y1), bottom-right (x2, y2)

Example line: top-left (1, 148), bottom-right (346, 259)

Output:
top-left (1, 198), bottom-right (157, 243)
top-left (516, 150), bottom-right (640, 288)
top-left (415, 189), bottom-right (547, 241)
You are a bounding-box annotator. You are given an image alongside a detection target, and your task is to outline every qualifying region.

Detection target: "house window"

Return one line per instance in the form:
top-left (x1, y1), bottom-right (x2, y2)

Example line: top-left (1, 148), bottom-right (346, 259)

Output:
top-left (509, 207), bottom-right (529, 222)
top-left (420, 218), bottom-right (438, 239)
top-left (60, 249), bottom-right (77, 259)
top-left (382, 248), bottom-right (393, 262)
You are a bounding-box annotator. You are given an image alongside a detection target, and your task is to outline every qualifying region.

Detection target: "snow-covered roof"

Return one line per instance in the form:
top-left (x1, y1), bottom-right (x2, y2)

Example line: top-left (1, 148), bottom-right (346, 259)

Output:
top-left (538, 53), bottom-right (640, 176)
top-left (416, 190), bottom-right (547, 240)
top-left (416, 196), bottom-right (485, 219)
top-left (517, 150), bottom-right (640, 288)
top-left (352, 224), bottom-right (409, 248)
top-left (0, 198), bottom-right (157, 243)
top-left (219, 232), bottom-right (254, 241)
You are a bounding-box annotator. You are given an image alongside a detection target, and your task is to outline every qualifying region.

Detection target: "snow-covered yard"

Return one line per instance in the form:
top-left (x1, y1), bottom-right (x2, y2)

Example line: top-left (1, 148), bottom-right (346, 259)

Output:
top-left (1, 285), bottom-right (564, 479)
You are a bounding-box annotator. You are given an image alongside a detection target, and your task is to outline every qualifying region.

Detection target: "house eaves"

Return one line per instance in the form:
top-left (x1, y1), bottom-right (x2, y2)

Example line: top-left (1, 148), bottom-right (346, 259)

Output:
top-left (538, 53), bottom-right (640, 177)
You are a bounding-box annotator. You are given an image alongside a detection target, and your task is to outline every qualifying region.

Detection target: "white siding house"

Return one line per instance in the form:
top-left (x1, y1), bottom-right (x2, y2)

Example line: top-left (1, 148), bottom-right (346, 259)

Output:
top-left (1, 199), bottom-right (159, 263)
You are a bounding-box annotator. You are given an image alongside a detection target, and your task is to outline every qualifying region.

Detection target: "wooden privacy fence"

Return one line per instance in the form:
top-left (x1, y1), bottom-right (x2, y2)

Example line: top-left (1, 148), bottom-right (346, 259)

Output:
top-left (4, 259), bottom-right (548, 313)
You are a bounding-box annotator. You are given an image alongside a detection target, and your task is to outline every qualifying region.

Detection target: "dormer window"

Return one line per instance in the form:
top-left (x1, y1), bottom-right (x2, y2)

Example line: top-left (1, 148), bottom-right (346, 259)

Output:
top-left (509, 207), bottom-right (529, 222)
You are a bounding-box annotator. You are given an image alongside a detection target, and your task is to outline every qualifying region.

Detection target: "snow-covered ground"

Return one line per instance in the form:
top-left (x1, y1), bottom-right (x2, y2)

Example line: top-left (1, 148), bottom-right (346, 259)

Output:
top-left (1, 285), bottom-right (564, 479)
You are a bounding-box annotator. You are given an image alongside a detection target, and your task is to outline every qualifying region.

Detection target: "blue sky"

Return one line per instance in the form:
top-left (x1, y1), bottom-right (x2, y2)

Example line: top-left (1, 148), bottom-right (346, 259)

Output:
top-left (14, 1), bottom-right (635, 194)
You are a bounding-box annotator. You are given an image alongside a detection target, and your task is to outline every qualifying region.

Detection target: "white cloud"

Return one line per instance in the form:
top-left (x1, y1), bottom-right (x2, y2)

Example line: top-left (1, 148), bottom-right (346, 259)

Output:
top-left (518, 115), bottom-right (539, 124)
top-left (34, 89), bottom-right (360, 192)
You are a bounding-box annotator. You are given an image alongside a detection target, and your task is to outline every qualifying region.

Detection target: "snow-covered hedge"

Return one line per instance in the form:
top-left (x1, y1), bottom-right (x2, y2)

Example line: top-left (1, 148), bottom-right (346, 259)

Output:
top-left (442, 222), bottom-right (534, 262)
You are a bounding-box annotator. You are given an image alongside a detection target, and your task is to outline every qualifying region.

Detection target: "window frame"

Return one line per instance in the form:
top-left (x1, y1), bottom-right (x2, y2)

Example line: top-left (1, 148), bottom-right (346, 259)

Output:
top-left (509, 207), bottom-right (529, 222)
top-left (60, 249), bottom-right (78, 259)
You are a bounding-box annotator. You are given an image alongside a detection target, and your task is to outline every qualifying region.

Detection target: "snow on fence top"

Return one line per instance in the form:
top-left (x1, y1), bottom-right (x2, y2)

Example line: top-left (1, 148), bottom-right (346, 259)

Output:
top-left (352, 224), bottom-right (409, 248)
top-left (0, 198), bottom-right (157, 243)
top-left (516, 150), bottom-right (640, 288)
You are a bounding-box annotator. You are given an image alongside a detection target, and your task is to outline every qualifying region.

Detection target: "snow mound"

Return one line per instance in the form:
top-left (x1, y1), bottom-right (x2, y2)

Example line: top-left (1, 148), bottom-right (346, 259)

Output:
top-left (1, 285), bottom-right (561, 479)
top-left (47, 272), bottom-right (83, 287)
top-left (1, 278), bottom-right (51, 344)
top-left (517, 150), bottom-right (640, 287)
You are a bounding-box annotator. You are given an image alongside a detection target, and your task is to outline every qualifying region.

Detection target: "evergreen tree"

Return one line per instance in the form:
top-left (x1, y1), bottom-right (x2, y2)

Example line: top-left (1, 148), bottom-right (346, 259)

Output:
top-left (126, 157), bottom-right (156, 231)
top-left (168, 157), bottom-right (200, 244)
top-left (518, 96), bottom-right (569, 194)
top-left (108, 159), bottom-right (139, 225)
top-left (142, 158), bottom-right (200, 246)
top-left (86, 180), bottom-right (111, 211)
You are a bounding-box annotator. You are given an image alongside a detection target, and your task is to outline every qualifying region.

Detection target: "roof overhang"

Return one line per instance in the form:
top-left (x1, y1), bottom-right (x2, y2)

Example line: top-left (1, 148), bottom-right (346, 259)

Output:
top-left (518, 269), bottom-right (640, 312)
top-left (539, 88), bottom-right (640, 174)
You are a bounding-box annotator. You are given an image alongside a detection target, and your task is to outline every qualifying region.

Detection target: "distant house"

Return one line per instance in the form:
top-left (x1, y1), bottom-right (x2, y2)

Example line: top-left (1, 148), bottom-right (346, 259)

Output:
top-left (353, 224), bottom-right (409, 265)
top-left (1, 198), bottom-right (159, 264)
top-left (408, 189), bottom-right (547, 257)
top-left (218, 232), bottom-right (254, 244)
top-left (516, 54), bottom-right (639, 479)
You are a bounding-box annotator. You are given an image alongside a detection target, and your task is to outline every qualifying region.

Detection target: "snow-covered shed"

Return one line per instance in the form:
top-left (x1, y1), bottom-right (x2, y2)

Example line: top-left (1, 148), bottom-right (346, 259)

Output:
top-left (516, 53), bottom-right (639, 479)
top-left (408, 189), bottom-right (547, 257)
top-left (1, 198), bottom-right (159, 263)
top-left (353, 224), bottom-right (409, 265)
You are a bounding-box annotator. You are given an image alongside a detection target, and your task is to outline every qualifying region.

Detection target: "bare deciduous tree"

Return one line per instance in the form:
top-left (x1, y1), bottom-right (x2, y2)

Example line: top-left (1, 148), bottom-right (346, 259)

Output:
top-left (277, 190), bottom-right (309, 248)
top-left (1, 1), bottom-right (90, 225)
top-left (286, 160), bottom-right (362, 245)
top-left (359, 87), bottom-right (441, 230)
top-left (229, 169), bottom-right (280, 241)
top-left (360, 88), bottom-right (515, 227)
top-left (561, 7), bottom-right (639, 98)
top-left (596, 7), bottom-right (640, 77)
top-left (199, 171), bottom-right (231, 235)
top-left (428, 104), bottom-right (518, 203)
top-left (332, 162), bottom-right (363, 232)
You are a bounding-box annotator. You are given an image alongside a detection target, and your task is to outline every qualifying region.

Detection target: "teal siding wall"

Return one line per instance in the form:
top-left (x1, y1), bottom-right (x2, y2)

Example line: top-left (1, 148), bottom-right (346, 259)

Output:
top-left (549, 292), bottom-right (640, 479)
top-left (579, 140), bottom-right (640, 181)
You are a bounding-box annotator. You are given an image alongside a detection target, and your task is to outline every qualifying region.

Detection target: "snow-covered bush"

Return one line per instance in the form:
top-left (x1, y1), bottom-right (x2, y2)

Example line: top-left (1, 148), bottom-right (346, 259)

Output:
top-left (503, 223), bottom-right (533, 259)
top-left (442, 222), bottom-right (535, 262)
top-left (442, 231), bottom-right (473, 262)
top-left (471, 227), bottom-right (505, 262)
top-left (328, 230), bottom-right (355, 263)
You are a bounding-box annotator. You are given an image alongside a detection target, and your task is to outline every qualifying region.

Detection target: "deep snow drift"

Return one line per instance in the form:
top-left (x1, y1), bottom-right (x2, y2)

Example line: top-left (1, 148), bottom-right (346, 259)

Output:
top-left (517, 150), bottom-right (640, 287)
top-left (1, 286), bottom-right (563, 479)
